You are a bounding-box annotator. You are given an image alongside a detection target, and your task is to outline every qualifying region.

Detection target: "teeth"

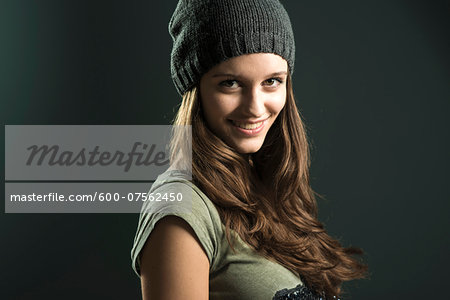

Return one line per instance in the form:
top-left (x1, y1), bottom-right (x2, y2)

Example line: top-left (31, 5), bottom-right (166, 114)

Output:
top-left (232, 121), bottom-right (263, 130)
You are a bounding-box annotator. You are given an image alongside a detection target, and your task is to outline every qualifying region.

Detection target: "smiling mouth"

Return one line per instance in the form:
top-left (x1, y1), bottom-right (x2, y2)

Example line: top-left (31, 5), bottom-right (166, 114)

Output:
top-left (231, 120), bottom-right (265, 130)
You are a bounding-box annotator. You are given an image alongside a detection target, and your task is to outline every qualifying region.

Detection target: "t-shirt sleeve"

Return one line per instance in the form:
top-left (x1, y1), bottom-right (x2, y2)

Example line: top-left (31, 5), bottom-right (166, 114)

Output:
top-left (130, 180), bottom-right (219, 277)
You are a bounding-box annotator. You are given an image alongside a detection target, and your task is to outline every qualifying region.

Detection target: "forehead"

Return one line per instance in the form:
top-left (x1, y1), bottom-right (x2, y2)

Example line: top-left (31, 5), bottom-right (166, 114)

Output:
top-left (207, 53), bottom-right (288, 78)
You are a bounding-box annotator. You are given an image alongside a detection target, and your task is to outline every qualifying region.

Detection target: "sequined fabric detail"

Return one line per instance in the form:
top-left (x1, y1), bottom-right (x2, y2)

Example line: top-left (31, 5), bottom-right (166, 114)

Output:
top-left (272, 284), bottom-right (340, 300)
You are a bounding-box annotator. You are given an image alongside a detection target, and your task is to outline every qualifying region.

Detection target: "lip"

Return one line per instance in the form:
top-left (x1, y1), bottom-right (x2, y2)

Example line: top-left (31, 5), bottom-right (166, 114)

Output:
top-left (231, 117), bottom-right (269, 124)
top-left (228, 117), bottom-right (269, 136)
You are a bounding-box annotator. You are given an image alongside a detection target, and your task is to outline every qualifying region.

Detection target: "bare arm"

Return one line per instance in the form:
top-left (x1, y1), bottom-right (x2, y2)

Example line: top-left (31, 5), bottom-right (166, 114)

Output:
top-left (139, 216), bottom-right (210, 300)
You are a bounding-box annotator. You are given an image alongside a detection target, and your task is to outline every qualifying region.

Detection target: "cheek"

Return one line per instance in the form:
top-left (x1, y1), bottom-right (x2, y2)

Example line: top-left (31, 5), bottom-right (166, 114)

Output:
top-left (200, 89), bottom-right (217, 120)
top-left (200, 93), bottom-right (233, 132)
top-left (203, 98), bottom-right (225, 121)
top-left (203, 95), bottom-right (235, 121)
top-left (268, 92), bottom-right (287, 114)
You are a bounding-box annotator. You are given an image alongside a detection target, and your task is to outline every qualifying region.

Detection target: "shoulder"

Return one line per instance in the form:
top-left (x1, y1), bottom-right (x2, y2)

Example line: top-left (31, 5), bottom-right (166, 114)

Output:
top-left (131, 169), bottom-right (223, 277)
top-left (139, 215), bottom-right (210, 299)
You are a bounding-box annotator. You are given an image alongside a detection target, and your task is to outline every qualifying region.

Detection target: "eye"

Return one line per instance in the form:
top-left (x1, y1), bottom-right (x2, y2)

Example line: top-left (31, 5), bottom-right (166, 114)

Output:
top-left (219, 79), bottom-right (239, 89)
top-left (263, 77), bottom-right (283, 87)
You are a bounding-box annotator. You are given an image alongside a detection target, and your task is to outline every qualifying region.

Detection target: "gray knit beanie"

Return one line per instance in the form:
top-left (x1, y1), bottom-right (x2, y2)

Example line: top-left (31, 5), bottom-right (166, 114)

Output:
top-left (169, 0), bottom-right (295, 96)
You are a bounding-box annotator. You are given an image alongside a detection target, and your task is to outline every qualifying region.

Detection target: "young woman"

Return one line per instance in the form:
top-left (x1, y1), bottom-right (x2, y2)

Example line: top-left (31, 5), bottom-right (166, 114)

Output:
top-left (131, 1), bottom-right (368, 299)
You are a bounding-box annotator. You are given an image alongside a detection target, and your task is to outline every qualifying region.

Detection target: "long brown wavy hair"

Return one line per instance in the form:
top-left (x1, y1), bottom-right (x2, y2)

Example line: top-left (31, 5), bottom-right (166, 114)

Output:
top-left (170, 73), bottom-right (368, 299)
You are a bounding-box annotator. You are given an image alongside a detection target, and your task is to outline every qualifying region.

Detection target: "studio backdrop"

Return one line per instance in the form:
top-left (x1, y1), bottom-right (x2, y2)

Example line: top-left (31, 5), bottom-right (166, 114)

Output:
top-left (1, 0), bottom-right (449, 299)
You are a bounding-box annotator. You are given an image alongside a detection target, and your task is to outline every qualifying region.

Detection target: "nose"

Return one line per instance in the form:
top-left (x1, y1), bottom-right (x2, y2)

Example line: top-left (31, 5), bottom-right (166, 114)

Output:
top-left (241, 86), bottom-right (266, 117)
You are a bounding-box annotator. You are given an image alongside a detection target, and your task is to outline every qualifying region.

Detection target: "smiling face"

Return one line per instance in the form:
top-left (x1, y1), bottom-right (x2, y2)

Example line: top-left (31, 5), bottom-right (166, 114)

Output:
top-left (199, 53), bottom-right (288, 154)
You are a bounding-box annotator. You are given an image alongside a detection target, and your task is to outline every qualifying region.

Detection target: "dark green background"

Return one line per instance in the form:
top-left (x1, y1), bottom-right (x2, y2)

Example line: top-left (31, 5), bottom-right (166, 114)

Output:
top-left (1, 0), bottom-right (449, 299)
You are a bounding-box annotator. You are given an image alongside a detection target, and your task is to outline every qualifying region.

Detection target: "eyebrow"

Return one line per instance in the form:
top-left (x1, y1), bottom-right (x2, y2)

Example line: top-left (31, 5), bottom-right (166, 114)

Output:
top-left (212, 71), bottom-right (288, 78)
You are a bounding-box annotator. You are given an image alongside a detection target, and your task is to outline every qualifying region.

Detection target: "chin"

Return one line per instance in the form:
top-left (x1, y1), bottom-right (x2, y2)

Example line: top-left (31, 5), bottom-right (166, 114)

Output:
top-left (230, 141), bottom-right (264, 154)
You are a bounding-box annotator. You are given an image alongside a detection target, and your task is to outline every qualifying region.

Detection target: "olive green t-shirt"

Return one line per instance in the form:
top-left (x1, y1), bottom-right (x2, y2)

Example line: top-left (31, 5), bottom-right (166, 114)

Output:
top-left (131, 170), bottom-right (304, 300)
